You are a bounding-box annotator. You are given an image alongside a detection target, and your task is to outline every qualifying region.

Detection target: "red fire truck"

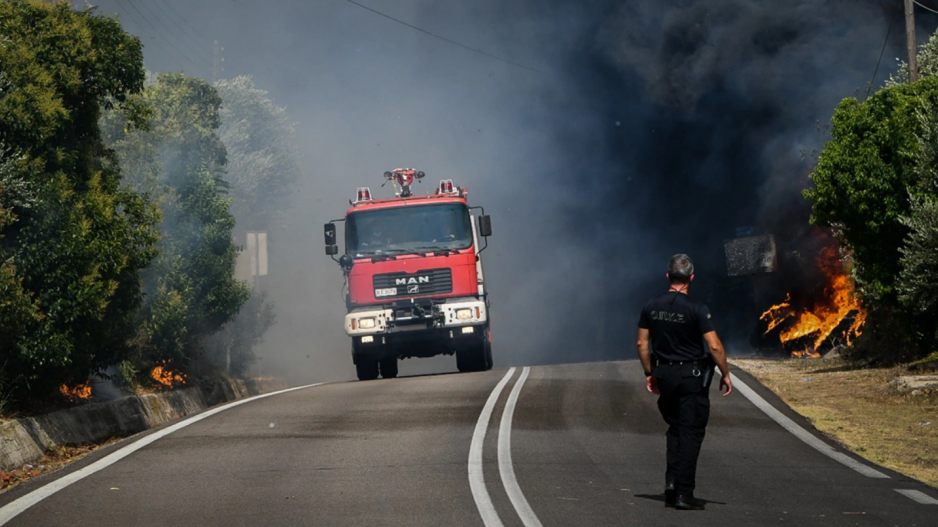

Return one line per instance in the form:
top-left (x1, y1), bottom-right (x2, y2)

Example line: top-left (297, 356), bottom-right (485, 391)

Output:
top-left (324, 169), bottom-right (493, 380)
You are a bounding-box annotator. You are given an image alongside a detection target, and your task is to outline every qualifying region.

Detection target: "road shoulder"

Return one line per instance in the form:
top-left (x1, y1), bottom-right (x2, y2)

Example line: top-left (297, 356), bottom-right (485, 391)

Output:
top-left (732, 358), bottom-right (938, 489)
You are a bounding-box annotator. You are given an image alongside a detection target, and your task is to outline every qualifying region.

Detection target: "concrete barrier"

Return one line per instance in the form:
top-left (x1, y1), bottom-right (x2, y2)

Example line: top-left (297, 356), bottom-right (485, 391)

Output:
top-left (0, 378), bottom-right (285, 472)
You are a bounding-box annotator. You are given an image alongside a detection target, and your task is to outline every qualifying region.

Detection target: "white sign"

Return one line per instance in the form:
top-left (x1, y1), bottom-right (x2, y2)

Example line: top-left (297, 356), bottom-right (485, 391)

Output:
top-left (235, 231), bottom-right (268, 282)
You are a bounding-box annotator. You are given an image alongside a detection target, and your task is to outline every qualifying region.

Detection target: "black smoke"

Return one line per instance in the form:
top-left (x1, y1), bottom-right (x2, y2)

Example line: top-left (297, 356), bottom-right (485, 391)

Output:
top-left (500, 0), bottom-right (922, 360)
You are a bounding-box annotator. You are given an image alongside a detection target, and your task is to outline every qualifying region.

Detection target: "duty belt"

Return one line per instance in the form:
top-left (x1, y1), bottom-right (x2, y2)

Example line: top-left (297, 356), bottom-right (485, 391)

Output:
top-left (658, 359), bottom-right (708, 367)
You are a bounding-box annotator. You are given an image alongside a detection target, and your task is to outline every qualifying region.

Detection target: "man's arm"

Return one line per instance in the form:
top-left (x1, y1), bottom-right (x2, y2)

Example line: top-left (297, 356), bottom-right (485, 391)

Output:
top-left (636, 327), bottom-right (658, 394)
top-left (703, 330), bottom-right (733, 396)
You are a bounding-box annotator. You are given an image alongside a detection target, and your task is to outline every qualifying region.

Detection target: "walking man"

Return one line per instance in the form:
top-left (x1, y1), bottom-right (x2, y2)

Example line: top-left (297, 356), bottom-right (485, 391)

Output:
top-left (637, 254), bottom-right (733, 510)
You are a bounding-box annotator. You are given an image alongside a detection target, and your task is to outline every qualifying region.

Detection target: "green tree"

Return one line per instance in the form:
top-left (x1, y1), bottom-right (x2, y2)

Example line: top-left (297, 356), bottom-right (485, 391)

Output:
top-left (805, 78), bottom-right (938, 303)
top-left (0, 1), bottom-right (159, 401)
top-left (102, 73), bottom-right (250, 377)
top-left (214, 76), bottom-right (300, 231)
top-left (895, 103), bottom-right (938, 345)
top-left (208, 76), bottom-right (299, 373)
top-left (0, 150), bottom-right (41, 362)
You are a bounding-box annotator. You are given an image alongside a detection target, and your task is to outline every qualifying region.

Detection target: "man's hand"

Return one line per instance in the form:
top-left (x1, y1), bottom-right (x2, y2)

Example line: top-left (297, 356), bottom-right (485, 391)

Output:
top-left (703, 330), bottom-right (733, 397)
top-left (646, 375), bottom-right (659, 395)
top-left (719, 373), bottom-right (733, 397)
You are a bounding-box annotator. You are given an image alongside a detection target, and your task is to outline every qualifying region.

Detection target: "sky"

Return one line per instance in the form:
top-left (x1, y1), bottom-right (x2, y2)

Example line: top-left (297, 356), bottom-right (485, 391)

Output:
top-left (84, 0), bottom-right (936, 383)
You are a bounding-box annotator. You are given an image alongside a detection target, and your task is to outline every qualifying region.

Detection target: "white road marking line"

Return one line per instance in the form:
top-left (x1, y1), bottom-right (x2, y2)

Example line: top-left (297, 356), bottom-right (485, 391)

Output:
top-left (0, 382), bottom-right (324, 526)
top-left (894, 489), bottom-right (938, 505)
top-left (730, 373), bottom-right (889, 479)
top-left (469, 368), bottom-right (516, 527)
top-left (498, 367), bottom-right (543, 527)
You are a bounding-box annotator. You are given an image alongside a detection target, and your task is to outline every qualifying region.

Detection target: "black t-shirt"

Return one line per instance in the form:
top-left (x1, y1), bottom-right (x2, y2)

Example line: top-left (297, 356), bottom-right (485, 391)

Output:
top-left (638, 292), bottom-right (715, 361)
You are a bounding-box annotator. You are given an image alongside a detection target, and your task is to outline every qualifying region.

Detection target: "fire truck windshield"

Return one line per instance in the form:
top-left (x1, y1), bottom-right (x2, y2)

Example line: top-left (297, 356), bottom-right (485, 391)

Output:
top-left (346, 203), bottom-right (473, 257)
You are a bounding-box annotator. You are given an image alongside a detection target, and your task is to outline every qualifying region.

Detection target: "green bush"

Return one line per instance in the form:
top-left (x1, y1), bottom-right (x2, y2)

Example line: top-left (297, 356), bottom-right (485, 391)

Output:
top-left (102, 73), bottom-right (250, 376)
top-left (115, 360), bottom-right (140, 391)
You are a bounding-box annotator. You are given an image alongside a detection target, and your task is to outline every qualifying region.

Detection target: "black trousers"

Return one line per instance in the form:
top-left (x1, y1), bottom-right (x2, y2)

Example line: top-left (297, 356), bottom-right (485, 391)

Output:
top-left (654, 363), bottom-right (712, 497)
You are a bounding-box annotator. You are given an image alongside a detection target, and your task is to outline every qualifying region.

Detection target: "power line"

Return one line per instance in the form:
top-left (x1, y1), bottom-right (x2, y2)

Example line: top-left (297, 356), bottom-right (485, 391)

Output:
top-left (913, 0), bottom-right (938, 15)
top-left (148, 0), bottom-right (210, 52)
top-left (866, 9), bottom-right (898, 100)
top-left (136, 0), bottom-right (211, 67)
top-left (117, 0), bottom-right (204, 72)
top-left (155, 0), bottom-right (210, 47)
top-left (113, 0), bottom-right (172, 57)
top-left (340, 0), bottom-right (543, 74)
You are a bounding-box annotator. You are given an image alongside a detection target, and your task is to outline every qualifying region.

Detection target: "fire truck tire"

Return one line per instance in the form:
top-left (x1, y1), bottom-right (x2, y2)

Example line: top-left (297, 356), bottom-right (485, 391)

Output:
top-left (355, 359), bottom-right (379, 381)
top-left (484, 340), bottom-right (493, 371)
top-left (456, 338), bottom-right (487, 373)
top-left (379, 357), bottom-right (399, 379)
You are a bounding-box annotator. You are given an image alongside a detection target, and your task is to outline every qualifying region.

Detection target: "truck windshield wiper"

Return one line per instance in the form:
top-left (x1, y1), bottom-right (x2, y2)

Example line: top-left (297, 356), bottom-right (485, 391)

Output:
top-left (415, 246), bottom-right (457, 256)
top-left (355, 251), bottom-right (397, 261)
top-left (382, 248), bottom-right (426, 257)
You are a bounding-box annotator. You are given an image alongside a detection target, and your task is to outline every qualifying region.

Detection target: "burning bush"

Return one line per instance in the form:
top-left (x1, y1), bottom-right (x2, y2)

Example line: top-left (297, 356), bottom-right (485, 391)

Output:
top-left (761, 246), bottom-right (865, 357)
top-left (58, 383), bottom-right (92, 402)
top-left (150, 363), bottom-right (186, 389)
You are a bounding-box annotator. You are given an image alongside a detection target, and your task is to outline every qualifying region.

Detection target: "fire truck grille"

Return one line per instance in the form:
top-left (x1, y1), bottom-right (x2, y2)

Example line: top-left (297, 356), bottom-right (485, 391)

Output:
top-left (373, 268), bottom-right (453, 298)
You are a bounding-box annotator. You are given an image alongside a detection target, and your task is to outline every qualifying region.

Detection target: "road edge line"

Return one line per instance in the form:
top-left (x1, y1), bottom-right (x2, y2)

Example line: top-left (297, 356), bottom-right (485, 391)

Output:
top-left (730, 373), bottom-right (889, 479)
top-left (0, 382), bottom-right (324, 526)
top-left (894, 489), bottom-right (938, 505)
top-left (469, 368), bottom-right (515, 527)
top-left (497, 366), bottom-right (543, 527)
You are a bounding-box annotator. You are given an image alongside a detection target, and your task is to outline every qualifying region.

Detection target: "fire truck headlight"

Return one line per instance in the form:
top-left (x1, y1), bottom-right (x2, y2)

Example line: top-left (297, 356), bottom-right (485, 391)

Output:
top-left (456, 308), bottom-right (473, 320)
top-left (358, 317), bottom-right (376, 329)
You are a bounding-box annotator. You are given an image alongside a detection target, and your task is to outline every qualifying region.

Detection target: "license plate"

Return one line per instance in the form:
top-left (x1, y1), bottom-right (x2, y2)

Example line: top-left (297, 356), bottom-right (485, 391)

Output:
top-left (375, 288), bottom-right (398, 298)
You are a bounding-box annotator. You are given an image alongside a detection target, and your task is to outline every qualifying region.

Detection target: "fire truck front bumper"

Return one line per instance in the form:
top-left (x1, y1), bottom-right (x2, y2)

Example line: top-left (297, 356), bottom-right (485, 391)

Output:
top-left (345, 297), bottom-right (488, 348)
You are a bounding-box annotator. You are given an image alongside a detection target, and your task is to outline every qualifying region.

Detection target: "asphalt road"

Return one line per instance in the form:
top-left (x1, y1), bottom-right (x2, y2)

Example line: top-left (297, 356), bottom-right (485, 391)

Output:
top-left (1, 361), bottom-right (936, 526)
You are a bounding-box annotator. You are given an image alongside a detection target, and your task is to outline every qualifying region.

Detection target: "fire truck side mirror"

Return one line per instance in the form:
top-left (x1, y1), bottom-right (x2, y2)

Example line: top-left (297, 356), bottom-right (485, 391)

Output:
top-left (324, 223), bottom-right (338, 255)
top-left (478, 215), bottom-right (492, 237)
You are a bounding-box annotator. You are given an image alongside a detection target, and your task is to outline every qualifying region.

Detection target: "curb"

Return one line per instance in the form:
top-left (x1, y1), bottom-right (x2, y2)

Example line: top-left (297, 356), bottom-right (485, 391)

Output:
top-left (0, 377), bottom-right (283, 472)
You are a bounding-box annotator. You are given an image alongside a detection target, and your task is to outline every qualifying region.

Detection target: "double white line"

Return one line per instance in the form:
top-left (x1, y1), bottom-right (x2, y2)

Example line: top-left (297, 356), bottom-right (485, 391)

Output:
top-left (468, 367), bottom-right (543, 527)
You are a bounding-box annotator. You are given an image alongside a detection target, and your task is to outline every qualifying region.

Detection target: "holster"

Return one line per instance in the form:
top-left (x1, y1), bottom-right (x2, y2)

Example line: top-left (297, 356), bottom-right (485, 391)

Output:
top-left (701, 354), bottom-right (716, 388)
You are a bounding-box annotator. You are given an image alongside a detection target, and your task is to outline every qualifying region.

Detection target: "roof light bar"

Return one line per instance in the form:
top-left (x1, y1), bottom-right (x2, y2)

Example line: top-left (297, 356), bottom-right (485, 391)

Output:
top-left (355, 187), bottom-right (373, 203)
top-left (438, 179), bottom-right (456, 195)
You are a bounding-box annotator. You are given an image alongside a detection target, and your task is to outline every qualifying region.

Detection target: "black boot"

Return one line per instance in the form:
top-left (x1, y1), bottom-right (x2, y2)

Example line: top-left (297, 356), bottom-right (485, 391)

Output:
top-left (664, 483), bottom-right (676, 507)
top-left (674, 495), bottom-right (705, 511)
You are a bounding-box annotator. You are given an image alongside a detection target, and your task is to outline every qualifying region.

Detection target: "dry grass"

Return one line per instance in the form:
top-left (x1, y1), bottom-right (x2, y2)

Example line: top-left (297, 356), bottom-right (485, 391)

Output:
top-left (0, 436), bottom-right (126, 494)
top-left (733, 358), bottom-right (938, 489)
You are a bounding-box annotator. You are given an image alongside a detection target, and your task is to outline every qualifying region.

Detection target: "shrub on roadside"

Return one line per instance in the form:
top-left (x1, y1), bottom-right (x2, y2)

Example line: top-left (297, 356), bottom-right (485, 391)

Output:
top-left (0, 1), bottom-right (158, 408)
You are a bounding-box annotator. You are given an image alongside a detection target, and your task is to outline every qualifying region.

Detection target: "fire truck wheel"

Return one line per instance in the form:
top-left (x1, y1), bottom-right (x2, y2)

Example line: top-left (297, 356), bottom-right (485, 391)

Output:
top-left (379, 357), bottom-right (399, 379)
top-left (484, 340), bottom-right (493, 371)
top-left (355, 358), bottom-right (379, 381)
top-left (456, 337), bottom-right (487, 373)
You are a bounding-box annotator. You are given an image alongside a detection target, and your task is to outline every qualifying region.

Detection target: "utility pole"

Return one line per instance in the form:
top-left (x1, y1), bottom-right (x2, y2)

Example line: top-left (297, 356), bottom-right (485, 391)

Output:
top-left (212, 40), bottom-right (224, 84)
top-left (906, 0), bottom-right (919, 83)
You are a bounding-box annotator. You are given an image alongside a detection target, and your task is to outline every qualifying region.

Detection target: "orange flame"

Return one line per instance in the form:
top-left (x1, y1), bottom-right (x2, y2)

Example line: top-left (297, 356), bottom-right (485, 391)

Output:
top-left (791, 348), bottom-right (821, 359)
top-left (150, 364), bottom-right (186, 388)
top-left (760, 246), bottom-right (865, 357)
top-left (59, 383), bottom-right (92, 401)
